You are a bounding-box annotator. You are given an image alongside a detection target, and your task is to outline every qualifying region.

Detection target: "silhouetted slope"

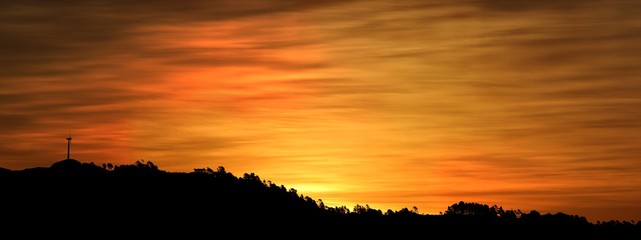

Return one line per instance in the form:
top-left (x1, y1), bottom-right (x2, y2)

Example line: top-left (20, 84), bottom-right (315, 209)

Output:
top-left (1, 160), bottom-right (639, 238)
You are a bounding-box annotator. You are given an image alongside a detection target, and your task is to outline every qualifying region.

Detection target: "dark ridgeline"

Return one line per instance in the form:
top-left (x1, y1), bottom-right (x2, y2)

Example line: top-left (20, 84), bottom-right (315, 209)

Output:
top-left (1, 160), bottom-right (639, 238)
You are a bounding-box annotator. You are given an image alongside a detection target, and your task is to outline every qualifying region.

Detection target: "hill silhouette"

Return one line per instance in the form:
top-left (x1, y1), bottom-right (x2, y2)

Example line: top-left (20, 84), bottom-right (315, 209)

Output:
top-left (1, 160), bottom-right (638, 238)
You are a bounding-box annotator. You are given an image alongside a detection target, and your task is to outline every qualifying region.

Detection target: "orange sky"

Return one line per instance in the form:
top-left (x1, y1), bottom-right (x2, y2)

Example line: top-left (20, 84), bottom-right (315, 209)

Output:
top-left (1, 0), bottom-right (640, 222)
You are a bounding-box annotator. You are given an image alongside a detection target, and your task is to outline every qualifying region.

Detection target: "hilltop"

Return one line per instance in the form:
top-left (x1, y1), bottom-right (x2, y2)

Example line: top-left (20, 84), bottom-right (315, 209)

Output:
top-left (1, 160), bottom-right (638, 237)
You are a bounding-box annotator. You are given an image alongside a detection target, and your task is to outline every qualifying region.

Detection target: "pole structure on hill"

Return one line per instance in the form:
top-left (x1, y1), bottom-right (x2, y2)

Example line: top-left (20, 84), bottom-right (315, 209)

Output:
top-left (66, 134), bottom-right (72, 160)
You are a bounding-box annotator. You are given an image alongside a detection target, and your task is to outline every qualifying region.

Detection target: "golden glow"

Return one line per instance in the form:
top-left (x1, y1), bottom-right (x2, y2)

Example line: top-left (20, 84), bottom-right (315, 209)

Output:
top-left (1, 0), bottom-right (639, 222)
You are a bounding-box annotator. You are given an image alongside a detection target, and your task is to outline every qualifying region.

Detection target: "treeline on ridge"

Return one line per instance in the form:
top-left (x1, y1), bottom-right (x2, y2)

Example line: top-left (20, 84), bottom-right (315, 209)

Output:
top-left (1, 159), bottom-right (639, 236)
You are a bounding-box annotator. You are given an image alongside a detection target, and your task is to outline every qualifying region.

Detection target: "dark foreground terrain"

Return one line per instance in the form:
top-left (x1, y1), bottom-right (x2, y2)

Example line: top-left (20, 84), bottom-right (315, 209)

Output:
top-left (1, 160), bottom-right (638, 238)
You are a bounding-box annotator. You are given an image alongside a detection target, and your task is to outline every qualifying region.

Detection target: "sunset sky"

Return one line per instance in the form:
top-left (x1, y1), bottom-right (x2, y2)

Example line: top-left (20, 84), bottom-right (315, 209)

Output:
top-left (1, 0), bottom-right (640, 222)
